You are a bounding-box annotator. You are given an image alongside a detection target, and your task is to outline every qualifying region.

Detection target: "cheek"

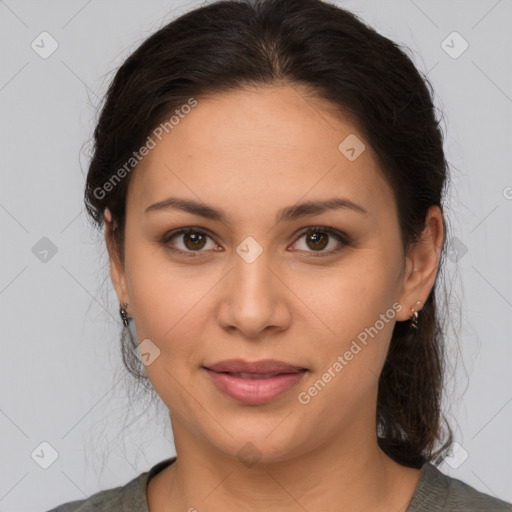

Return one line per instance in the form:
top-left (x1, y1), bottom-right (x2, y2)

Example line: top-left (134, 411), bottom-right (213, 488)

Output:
top-left (123, 251), bottom-right (210, 408)
top-left (292, 258), bottom-right (399, 401)
top-left (124, 241), bottom-right (192, 336)
top-left (124, 244), bottom-right (218, 370)
top-left (291, 255), bottom-right (398, 344)
top-left (295, 296), bottom-right (396, 431)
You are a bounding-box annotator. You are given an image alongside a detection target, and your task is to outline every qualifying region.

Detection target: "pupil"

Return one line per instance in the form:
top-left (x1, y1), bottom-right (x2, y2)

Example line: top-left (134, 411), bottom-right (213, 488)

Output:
top-left (308, 231), bottom-right (327, 250)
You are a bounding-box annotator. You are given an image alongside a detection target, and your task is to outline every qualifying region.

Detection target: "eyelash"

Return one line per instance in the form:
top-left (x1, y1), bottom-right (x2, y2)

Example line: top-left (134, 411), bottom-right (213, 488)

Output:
top-left (161, 226), bottom-right (351, 258)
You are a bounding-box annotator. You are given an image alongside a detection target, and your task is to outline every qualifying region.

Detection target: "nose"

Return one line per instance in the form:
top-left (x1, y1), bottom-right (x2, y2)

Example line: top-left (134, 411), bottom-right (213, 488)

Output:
top-left (216, 250), bottom-right (292, 339)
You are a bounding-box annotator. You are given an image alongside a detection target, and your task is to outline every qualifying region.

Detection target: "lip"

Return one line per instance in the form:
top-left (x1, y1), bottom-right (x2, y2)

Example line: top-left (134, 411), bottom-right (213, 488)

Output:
top-left (203, 359), bottom-right (308, 405)
top-left (204, 358), bottom-right (307, 374)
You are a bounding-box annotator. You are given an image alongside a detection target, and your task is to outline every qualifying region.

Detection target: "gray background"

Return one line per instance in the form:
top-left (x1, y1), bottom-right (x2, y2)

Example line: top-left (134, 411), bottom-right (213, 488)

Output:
top-left (1, 0), bottom-right (511, 510)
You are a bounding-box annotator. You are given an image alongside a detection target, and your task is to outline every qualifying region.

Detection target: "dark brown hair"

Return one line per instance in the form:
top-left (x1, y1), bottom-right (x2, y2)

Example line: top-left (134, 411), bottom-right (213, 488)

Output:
top-left (84, 0), bottom-right (453, 468)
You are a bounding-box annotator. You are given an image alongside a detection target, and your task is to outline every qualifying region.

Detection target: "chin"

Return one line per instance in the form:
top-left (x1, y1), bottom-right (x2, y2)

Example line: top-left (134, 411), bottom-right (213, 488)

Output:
top-left (204, 427), bottom-right (310, 467)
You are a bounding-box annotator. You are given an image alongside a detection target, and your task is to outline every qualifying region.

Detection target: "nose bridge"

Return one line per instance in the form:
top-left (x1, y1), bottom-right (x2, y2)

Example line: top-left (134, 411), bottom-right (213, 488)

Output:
top-left (232, 241), bottom-right (275, 309)
top-left (217, 239), bottom-right (290, 337)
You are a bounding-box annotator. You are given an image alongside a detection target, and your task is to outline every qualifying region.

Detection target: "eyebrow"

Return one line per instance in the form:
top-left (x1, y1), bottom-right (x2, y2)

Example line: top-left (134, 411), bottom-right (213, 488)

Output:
top-left (144, 196), bottom-right (368, 223)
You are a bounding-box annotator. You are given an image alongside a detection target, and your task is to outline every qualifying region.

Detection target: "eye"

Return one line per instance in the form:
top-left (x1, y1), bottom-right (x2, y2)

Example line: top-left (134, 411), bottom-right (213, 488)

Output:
top-left (289, 226), bottom-right (350, 257)
top-left (162, 228), bottom-right (219, 257)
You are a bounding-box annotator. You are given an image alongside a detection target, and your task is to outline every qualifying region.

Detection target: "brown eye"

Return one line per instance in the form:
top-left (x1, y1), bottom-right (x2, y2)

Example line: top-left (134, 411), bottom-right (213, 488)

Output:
top-left (291, 226), bottom-right (350, 256)
top-left (163, 228), bottom-right (217, 256)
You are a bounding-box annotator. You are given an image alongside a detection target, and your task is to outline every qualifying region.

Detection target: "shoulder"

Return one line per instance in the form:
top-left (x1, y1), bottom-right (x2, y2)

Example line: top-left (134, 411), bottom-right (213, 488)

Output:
top-left (45, 457), bottom-right (176, 512)
top-left (44, 474), bottom-right (143, 512)
top-left (409, 462), bottom-right (512, 511)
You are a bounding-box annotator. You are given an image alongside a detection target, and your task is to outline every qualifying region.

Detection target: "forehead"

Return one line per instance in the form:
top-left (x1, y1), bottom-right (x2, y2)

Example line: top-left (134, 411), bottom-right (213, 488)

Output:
top-left (127, 85), bottom-right (394, 221)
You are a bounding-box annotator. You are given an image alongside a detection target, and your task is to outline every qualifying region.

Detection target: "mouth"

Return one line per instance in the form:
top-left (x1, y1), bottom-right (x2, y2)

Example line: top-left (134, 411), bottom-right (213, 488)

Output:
top-left (202, 360), bottom-right (308, 405)
top-left (203, 358), bottom-right (308, 375)
top-left (213, 371), bottom-right (301, 379)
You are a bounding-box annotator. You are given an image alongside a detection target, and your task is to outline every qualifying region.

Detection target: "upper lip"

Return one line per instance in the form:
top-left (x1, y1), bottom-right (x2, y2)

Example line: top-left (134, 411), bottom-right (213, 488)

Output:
top-left (204, 359), bottom-right (307, 374)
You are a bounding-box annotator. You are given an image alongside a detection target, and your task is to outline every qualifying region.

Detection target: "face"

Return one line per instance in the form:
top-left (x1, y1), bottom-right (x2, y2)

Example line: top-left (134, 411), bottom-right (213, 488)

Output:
top-left (106, 84), bottom-right (440, 464)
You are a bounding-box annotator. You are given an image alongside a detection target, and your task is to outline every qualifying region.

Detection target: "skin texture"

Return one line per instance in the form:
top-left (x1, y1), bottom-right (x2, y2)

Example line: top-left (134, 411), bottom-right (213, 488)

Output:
top-left (105, 85), bottom-right (444, 511)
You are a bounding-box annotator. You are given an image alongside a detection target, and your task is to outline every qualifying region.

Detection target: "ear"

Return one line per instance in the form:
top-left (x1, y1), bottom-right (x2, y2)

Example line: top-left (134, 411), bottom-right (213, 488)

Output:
top-left (395, 205), bottom-right (445, 322)
top-left (104, 208), bottom-right (129, 307)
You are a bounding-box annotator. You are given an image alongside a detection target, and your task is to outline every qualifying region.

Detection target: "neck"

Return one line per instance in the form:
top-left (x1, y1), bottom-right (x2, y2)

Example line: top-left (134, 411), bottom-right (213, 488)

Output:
top-left (153, 418), bottom-right (421, 512)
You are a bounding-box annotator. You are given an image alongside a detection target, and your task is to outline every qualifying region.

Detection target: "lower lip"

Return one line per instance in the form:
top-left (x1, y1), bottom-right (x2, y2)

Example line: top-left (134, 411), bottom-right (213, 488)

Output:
top-left (203, 368), bottom-right (307, 405)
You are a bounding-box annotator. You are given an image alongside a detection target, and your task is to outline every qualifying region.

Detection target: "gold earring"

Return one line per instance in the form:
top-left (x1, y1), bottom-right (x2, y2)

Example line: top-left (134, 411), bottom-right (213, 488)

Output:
top-left (410, 300), bottom-right (422, 329)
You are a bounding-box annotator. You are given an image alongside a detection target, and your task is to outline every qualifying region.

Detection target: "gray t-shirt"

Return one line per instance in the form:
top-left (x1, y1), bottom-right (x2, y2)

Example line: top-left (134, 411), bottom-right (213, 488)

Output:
top-left (46, 456), bottom-right (512, 511)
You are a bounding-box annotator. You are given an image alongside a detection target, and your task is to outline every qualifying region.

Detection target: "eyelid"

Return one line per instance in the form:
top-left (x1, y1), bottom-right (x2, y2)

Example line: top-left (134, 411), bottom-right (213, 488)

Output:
top-left (161, 225), bottom-right (350, 257)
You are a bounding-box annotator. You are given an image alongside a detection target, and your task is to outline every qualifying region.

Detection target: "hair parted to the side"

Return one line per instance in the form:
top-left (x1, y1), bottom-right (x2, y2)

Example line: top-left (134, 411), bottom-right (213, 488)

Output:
top-left (84, 0), bottom-right (454, 468)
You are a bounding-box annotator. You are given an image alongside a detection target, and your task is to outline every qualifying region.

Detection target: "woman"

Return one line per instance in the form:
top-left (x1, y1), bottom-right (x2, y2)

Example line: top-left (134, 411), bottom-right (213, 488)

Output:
top-left (47, 0), bottom-right (512, 510)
